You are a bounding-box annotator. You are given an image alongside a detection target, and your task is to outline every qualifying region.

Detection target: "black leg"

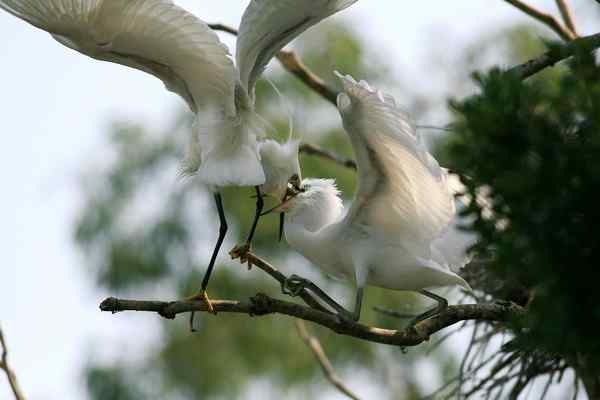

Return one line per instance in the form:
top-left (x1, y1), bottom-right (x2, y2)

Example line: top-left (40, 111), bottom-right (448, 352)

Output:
top-left (410, 290), bottom-right (449, 324)
top-left (201, 193), bottom-right (228, 291)
top-left (282, 274), bottom-right (361, 322)
top-left (190, 193), bottom-right (227, 331)
top-left (350, 287), bottom-right (364, 322)
top-left (245, 186), bottom-right (264, 245)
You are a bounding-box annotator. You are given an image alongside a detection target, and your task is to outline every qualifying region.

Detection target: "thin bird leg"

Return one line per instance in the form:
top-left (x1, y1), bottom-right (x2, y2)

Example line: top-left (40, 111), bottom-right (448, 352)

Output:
top-left (229, 186), bottom-right (263, 265)
top-left (188, 193), bottom-right (228, 329)
top-left (409, 290), bottom-right (449, 325)
top-left (350, 287), bottom-right (364, 322)
top-left (246, 186), bottom-right (264, 245)
top-left (282, 274), bottom-right (359, 321)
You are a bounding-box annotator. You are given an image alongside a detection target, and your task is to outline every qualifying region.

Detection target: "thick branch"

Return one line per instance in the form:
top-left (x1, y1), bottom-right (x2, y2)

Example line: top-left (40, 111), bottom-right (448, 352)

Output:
top-left (100, 250), bottom-right (525, 346)
top-left (100, 286), bottom-right (525, 349)
top-left (0, 325), bottom-right (25, 400)
top-left (295, 320), bottom-right (361, 400)
top-left (299, 142), bottom-right (357, 170)
top-left (508, 32), bottom-right (600, 79)
top-left (555, 0), bottom-right (578, 37)
top-left (504, 0), bottom-right (576, 41)
top-left (208, 23), bottom-right (338, 105)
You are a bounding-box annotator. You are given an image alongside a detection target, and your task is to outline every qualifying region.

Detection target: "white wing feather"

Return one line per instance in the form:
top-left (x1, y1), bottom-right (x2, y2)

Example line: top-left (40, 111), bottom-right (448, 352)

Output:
top-left (236, 0), bottom-right (357, 96)
top-left (335, 72), bottom-right (456, 243)
top-left (0, 0), bottom-right (237, 115)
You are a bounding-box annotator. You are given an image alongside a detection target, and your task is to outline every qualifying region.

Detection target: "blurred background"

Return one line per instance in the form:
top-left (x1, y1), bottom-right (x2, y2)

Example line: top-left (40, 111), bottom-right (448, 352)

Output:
top-left (1, 1), bottom-right (599, 399)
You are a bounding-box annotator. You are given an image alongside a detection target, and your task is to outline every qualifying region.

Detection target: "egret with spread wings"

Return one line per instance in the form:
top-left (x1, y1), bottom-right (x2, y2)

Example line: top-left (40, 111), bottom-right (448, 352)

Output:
top-left (0, 0), bottom-right (358, 311)
top-left (266, 72), bottom-right (471, 322)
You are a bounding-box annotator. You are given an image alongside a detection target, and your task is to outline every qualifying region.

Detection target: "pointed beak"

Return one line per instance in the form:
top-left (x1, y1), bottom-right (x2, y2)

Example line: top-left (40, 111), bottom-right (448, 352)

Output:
top-left (279, 213), bottom-right (285, 242)
top-left (261, 184), bottom-right (302, 242)
top-left (260, 185), bottom-right (298, 216)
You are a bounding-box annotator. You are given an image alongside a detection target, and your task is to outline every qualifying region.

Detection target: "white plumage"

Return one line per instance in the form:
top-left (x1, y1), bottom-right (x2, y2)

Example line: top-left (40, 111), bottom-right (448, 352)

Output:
top-left (0, 0), bottom-right (358, 304)
top-left (0, 0), bottom-right (357, 192)
top-left (274, 73), bottom-right (471, 322)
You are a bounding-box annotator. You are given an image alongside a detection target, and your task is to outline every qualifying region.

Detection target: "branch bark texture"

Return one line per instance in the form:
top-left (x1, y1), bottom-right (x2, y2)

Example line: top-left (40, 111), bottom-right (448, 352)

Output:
top-left (100, 296), bottom-right (524, 347)
top-left (100, 252), bottom-right (526, 348)
top-left (508, 32), bottom-right (600, 79)
top-left (0, 325), bottom-right (25, 400)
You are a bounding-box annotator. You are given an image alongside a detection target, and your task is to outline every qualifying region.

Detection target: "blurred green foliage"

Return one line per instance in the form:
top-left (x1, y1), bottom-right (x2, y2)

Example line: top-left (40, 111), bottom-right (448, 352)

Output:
top-left (448, 46), bottom-right (600, 370)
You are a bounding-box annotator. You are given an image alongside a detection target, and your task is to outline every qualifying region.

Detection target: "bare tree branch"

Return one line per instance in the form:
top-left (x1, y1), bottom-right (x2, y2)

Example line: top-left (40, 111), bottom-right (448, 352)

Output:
top-left (207, 23), bottom-right (237, 36)
top-left (276, 50), bottom-right (338, 105)
top-left (295, 320), bottom-right (361, 400)
top-left (299, 142), bottom-right (356, 170)
top-left (208, 23), bottom-right (338, 105)
top-left (555, 0), bottom-right (578, 37)
top-left (508, 32), bottom-right (600, 79)
top-left (0, 325), bottom-right (25, 400)
top-left (99, 253), bottom-right (526, 348)
top-left (99, 295), bottom-right (525, 347)
top-left (504, 0), bottom-right (576, 41)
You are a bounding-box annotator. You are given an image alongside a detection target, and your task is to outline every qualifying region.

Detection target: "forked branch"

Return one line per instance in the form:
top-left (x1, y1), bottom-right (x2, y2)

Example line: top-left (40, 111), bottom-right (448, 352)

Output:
top-left (555, 0), bottom-right (578, 36)
top-left (504, 0), bottom-right (576, 41)
top-left (100, 253), bottom-right (526, 348)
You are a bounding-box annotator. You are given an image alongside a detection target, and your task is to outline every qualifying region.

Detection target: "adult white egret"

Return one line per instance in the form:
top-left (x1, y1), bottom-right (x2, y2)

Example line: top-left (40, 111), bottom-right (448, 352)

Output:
top-left (0, 0), bottom-right (358, 310)
top-left (266, 72), bottom-right (471, 323)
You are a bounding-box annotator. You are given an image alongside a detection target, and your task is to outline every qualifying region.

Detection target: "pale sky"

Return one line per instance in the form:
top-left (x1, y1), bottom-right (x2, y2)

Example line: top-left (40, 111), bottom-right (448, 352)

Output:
top-left (0, 1), bottom-right (592, 399)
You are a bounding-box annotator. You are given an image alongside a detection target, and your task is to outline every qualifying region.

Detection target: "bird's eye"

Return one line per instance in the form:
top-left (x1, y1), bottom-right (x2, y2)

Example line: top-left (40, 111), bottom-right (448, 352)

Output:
top-left (289, 174), bottom-right (302, 190)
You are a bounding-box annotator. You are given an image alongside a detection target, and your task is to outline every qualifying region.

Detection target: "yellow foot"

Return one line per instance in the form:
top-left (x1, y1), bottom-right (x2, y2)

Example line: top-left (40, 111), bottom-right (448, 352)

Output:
top-left (187, 290), bottom-right (217, 315)
top-left (229, 243), bottom-right (252, 269)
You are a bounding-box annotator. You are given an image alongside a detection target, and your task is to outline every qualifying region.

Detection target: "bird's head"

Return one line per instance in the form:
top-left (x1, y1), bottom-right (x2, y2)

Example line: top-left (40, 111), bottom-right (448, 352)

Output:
top-left (263, 177), bottom-right (344, 239)
top-left (259, 139), bottom-right (302, 200)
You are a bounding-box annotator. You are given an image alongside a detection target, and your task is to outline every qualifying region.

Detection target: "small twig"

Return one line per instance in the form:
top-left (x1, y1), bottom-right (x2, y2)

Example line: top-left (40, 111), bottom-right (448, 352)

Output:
top-left (299, 143), bottom-right (356, 170)
top-left (0, 325), bottom-right (25, 400)
top-left (295, 320), bottom-right (361, 400)
top-left (504, 0), bottom-right (576, 41)
top-left (208, 23), bottom-right (338, 105)
top-left (508, 32), bottom-right (600, 79)
top-left (207, 23), bottom-right (237, 36)
top-left (555, 0), bottom-right (578, 37)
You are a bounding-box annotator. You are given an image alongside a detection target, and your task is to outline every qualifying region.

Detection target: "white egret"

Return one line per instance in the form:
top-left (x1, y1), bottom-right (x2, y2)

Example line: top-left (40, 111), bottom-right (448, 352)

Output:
top-left (266, 72), bottom-right (471, 322)
top-left (0, 0), bottom-right (358, 310)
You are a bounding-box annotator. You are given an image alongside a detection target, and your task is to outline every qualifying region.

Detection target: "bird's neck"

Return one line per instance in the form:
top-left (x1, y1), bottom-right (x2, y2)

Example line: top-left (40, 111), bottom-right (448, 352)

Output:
top-left (284, 220), bottom-right (325, 260)
top-left (284, 206), bottom-right (341, 258)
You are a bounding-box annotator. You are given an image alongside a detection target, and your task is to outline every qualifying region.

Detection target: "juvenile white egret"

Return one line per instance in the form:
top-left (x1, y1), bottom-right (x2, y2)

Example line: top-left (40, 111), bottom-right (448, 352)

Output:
top-left (0, 0), bottom-right (358, 309)
top-left (266, 72), bottom-right (471, 322)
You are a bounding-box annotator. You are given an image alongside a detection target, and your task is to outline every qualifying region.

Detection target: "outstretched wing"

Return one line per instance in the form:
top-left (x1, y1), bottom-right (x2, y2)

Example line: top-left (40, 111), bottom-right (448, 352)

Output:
top-left (236, 0), bottom-right (357, 97)
top-left (0, 0), bottom-right (237, 114)
top-left (335, 72), bottom-right (456, 243)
